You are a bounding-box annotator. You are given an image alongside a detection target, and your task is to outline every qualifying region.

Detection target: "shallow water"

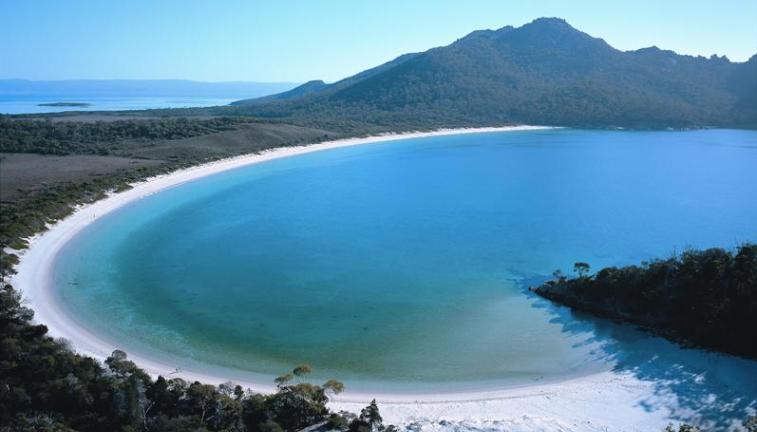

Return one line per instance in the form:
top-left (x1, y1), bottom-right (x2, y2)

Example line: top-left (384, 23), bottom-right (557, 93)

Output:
top-left (54, 129), bottom-right (757, 391)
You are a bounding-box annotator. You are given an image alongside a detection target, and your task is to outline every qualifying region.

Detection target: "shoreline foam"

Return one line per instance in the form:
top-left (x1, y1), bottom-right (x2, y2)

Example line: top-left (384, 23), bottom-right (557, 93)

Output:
top-left (8, 125), bottom-right (750, 431)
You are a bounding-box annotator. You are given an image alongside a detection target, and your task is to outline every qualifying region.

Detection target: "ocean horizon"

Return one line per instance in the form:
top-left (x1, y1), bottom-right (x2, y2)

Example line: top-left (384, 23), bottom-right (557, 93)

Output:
top-left (0, 94), bottom-right (236, 114)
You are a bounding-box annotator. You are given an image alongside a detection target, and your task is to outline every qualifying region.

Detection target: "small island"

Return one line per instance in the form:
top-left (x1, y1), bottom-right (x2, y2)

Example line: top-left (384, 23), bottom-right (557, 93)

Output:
top-left (37, 102), bottom-right (92, 107)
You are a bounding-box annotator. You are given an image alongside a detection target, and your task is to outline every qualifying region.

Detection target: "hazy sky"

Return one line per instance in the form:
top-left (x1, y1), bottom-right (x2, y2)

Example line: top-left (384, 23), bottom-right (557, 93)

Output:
top-left (2, 0), bottom-right (756, 83)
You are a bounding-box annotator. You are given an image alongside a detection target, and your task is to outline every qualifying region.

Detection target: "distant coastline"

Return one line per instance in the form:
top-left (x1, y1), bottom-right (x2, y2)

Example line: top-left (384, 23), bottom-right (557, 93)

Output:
top-left (0, 78), bottom-right (300, 114)
top-left (0, 95), bottom-right (240, 114)
top-left (37, 102), bottom-right (92, 107)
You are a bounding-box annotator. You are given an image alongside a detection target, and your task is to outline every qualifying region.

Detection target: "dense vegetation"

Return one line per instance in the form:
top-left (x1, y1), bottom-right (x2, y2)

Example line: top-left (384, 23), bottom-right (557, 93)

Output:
top-left (665, 422), bottom-right (757, 432)
top-left (0, 116), bottom-right (249, 155)
top-left (0, 283), bottom-right (395, 431)
top-left (230, 18), bottom-right (757, 130)
top-left (533, 244), bottom-right (757, 359)
top-left (246, 80), bottom-right (330, 104)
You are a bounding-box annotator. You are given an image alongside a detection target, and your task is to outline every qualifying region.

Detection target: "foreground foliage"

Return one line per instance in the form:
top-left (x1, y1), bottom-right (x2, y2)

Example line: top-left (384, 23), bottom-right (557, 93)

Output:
top-left (0, 284), bottom-right (393, 431)
top-left (533, 244), bottom-right (757, 359)
top-left (665, 418), bottom-right (757, 431)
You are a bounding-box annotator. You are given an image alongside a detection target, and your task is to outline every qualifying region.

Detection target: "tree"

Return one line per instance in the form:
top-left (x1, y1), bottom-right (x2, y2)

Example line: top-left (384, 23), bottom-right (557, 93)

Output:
top-left (323, 379), bottom-right (345, 395)
top-left (274, 373), bottom-right (293, 387)
top-left (552, 269), bottom-right (565, 281)
top-left (105, 350), bottom-right (151, 384)
top-left (360, 399), bottom-right (382, 429)
top-left (186, 382), bottom-right (219, 425)
top-left (349, 399), bottom-right (384, 432)
top-left (265, 367), bottom-right (338, 431)
top-left (292, 364), bottom-right (313, 379)
top-left (258, 419), bottom-right (284, 432)
top-left (241, 393), bottom-right (267, 431)
top-left (573, 262), bottom-right (590, 278)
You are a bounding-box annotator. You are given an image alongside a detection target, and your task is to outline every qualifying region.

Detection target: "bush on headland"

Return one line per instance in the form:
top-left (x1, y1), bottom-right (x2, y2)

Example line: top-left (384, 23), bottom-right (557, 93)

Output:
top-left (0, 284), bottom-right (394, 432)
top-left (533, 244), bottom-right (757, 359)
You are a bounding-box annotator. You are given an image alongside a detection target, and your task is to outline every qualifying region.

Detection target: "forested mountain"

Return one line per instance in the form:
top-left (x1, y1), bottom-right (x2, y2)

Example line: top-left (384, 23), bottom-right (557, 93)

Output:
top-left (240, 80), bottom-right (329, 104)
top-left (232, 18), bottom-right (757, 129)
top-left (230, 52), bottom-right (419, 107)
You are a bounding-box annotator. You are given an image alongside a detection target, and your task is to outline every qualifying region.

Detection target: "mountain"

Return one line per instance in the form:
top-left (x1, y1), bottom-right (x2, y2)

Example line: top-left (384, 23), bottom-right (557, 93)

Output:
top-left (237, 80), bottom-right (329, 104)
top-left (232, 52), bottom-right (420, 105)
top-left (231, 18), bottom-right (757, 129)
top-left (0, 79), bottom-right (299, 100)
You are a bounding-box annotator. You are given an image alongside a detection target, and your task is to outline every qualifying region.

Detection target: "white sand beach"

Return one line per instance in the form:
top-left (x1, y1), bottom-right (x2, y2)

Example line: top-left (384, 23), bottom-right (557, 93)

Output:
top-left (8, 125), bottom-right (756, 432)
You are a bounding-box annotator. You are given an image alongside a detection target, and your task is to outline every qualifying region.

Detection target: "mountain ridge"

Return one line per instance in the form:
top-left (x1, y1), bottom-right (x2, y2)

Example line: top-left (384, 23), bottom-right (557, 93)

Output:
top-left (232, 18), bottom-right (756, 129)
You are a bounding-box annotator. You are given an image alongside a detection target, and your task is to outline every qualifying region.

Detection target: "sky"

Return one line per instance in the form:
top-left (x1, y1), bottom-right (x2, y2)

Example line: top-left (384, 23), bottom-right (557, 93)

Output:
top-left (2, 0), bottom-right (756, 83)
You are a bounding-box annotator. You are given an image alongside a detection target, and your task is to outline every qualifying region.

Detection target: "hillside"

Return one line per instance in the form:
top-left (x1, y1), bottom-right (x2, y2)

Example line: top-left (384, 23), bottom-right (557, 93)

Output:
top-left (231, 18), bottom-right (757, 129)
top-left (238, 80), bottom-right (329, 104)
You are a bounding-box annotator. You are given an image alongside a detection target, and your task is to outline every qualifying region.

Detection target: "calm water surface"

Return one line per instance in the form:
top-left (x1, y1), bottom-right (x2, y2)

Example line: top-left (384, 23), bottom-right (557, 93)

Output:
top-left (0, 95), bottom-right (235, 114)
top-left (54, 129), bottom-right (757, 391)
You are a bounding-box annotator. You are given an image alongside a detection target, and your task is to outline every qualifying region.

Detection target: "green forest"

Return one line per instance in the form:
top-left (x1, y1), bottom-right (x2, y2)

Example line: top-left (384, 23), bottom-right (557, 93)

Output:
top-left (228, 19), bottom-right (757, 130)
top-left (0, 117), bottom-right (248, 155)
top-left (533, 244), bottom-right (757, 359)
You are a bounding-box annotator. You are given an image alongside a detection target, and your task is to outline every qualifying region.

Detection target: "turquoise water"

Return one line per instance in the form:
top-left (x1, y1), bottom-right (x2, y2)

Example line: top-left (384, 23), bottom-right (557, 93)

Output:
top-left (54, 129), bottom-right (757, 391)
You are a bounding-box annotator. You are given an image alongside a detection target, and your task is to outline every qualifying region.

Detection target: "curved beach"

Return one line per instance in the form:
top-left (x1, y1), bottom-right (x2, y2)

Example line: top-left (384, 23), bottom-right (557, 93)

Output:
top-left (9, 125), bottom-right (553, 392)
top-left (9, 125), bottom-right (757, 431)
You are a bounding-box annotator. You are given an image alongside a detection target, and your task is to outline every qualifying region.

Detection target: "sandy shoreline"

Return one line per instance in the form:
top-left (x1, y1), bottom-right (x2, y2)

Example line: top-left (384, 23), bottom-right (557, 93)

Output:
top-left (9, 125), bottom-right (552, 392)
top-left (8, 124), bottom-right (753, 431)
